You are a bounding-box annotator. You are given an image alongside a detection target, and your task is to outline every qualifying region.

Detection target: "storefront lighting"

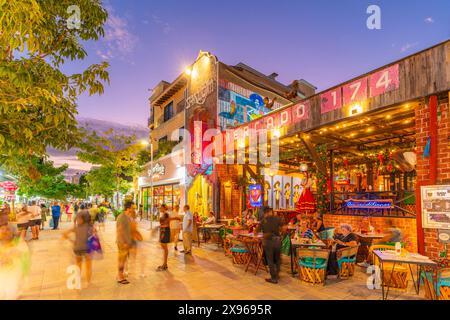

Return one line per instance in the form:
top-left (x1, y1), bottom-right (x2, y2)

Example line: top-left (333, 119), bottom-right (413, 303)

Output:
top-left (367, 127), bottom-right (373, 132)
top-left (272, 128), bottom-right (281, 138)
top-left (299, 163), bottom-right (308, 172)
top-left (350, 104), bottom-right (363, 116)
top-left (350, 133), bottom-right (355, 137)
top-left (185, 67), bottom-right (191, 76)
top-left (191, 68), bottom-right (198, 79)
top-left (386, 115), bottom-right (391, 119)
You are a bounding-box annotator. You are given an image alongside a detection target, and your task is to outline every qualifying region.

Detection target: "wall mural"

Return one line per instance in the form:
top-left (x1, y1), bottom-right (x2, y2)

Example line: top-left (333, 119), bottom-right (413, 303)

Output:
top-left (218, 79), bottom-right (281, 130)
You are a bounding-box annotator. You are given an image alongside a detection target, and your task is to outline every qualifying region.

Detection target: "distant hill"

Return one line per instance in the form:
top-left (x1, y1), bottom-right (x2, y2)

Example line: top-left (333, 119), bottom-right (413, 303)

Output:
top-left (48, 117), bottom-right (149, 178)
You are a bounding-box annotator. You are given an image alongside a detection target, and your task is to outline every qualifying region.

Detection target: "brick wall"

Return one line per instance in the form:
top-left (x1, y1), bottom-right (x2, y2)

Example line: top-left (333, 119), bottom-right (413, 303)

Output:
top-left (323, 214), bottom-right (418, 252)
top-left (415, 96), bottom-right (450, 259)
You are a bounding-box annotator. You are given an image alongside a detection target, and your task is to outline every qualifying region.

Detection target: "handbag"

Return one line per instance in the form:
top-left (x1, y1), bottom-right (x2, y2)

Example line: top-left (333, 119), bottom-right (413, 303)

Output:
top-left (281, 235), bottom-right (291, 256)
top-left (87, 234), bottom-right (103, 259)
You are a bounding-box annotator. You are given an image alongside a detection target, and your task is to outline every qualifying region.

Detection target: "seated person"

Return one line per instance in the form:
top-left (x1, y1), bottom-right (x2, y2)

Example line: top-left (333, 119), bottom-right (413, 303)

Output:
top-left (311, 212), bottom-right (325, 233)
top-left (327, 223), bottom-right (358, 278)
top-left (204, 211), bottom-right (216, 225)
top-left (290, 213), bottom-right (302, 226)
top-left (376, 220), bottom-right (403, 245)
top-left (299, 220), bottom-right (314, 239)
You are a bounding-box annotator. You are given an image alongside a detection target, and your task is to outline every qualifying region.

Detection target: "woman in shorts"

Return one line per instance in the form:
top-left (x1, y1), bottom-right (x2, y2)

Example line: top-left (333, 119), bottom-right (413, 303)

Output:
top-left (63, 212), bottom-right (93, 286)
top-left (156, 204), bottom-right (174, 271)
top-left (16, 205), bottom-right (31, 240)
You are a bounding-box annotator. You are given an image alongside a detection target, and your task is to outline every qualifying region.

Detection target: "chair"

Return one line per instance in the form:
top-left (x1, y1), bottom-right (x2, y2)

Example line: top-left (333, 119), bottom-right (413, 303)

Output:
top-left (297, 248), bottom-right (330, 285)
top-left (421, 270), bottom-right (437, 300)
top-left (318, 227), bottom-right (335, 247)
top-left (228, 236), bottom-right (250, 265)
top-left (337, 246), bottom-right (359, 279)
top-left (437, 268), bottom-right (450, 300)
top-left (369, 244), bottom-right (409, 289)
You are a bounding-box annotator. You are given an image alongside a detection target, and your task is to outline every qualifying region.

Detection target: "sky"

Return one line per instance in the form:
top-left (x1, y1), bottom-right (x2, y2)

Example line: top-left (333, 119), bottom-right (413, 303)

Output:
top-left (69, 0), bottom-right (450, 126)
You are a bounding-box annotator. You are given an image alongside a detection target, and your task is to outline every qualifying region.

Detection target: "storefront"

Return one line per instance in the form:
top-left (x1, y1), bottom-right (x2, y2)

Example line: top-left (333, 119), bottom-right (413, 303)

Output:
top-left (138, 149), bottom-right (186, 219)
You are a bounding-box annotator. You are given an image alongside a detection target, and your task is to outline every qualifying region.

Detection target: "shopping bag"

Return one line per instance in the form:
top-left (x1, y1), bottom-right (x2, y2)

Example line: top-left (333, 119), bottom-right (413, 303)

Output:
top-left (87, 235), bottom-right (103, 260)
top-left (281, 235), bottom-right (291, 256)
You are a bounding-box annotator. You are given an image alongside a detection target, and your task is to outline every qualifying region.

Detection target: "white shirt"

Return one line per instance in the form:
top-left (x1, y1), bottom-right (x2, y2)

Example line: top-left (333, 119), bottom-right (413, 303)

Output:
top-left (29, 205), bottom-right (42, 220)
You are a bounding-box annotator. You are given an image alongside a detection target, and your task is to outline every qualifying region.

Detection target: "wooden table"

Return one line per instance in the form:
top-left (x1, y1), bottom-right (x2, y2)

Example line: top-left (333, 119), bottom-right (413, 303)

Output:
top-left (373, 250), bottom-right (437, 300)
top-left (237, 233), bottom-right (267, 275)
top-left (289, 238), bottom-right (327, 275)
top-left (354, 232), bottom-right (386, 262)
top-left (198, 224), bottom-right (225, 247)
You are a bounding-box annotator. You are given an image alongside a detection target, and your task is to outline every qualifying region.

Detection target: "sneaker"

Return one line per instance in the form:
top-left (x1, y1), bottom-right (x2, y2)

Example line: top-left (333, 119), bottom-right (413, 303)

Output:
top-left (357, 261), bottom-right (370, 268)
top-left (265, 278), bottom-right (278, 284)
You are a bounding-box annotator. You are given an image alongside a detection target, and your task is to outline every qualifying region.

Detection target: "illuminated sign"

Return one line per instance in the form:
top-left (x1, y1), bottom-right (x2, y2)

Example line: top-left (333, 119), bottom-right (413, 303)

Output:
top-left (345, 199), bottom-right (393, 209)
top-left (421, 185), bottom-right (450, 230)
top-left (249, 184), bottom-right (263, 208)
top-left (148, 163), bottom-right (165, 177)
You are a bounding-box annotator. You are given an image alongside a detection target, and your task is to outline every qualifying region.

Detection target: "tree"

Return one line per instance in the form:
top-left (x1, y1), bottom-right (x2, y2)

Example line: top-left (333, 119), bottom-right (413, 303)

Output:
top-left (77, 129), bottom-right (145, 208)
top-left (0, 0), bottom-right (109, 175)
top-left (16, 157), bottom-right (81, 200)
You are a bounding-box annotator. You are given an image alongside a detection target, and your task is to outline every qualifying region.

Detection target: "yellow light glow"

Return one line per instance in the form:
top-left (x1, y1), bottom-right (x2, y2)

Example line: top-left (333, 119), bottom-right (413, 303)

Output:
top-left (350, 104), bottom-right (363, 116)
top-left (191, 68), bottom-right (198, 79)
top-left (367, 128), bottom-right (373, 132)
top-left (272, 128), bottom-right (281, 138)
top-left (386, 115), bottom-right (391, 119)
top-left (140, 140), bottom-right (149, 146)
top-left (185, 67), bottom-right (191, 76)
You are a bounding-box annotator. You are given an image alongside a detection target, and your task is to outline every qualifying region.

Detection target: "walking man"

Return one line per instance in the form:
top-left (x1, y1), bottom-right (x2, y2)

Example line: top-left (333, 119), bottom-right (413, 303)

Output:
top-left (51, 202), bottom-right (61, 230)
top-left (258, 207), bottom-right (284, 284)
top-left (116, 201), bottom-right (134, 284)
top-left (181, 205), bottom-right (193, 255)
top-left (29, 201), bottom-right (42, 240)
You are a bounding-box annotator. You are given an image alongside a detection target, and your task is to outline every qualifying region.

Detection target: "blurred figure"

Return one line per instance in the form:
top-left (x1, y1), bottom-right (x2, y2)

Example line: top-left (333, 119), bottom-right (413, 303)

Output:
top-left (377, 219), bottom-right (403, 245)
top-left (311, 212), bottom-right (325, 233)
top-left (116, 201), bottom-right (134, 284)
top-left (40, 203), bottom-right (48, 230)
top-left (62, 210), bottom-right (93, 286)
top-left (67, 203), bottom-right (74, 222)
top-left (0, 224), bottom-right (31, 299)
top-left (299, 220), bottom-right (314, 239)
top-left (128, 205), bottom-right (145, 277)
top-left (51, 202), bottom-right (61, 230)
top-left (181, 205), bottom-right (193, 255)
top-left (16, 205), bottom-right (31, 240)
top-left (157, 204), bottom-right (175, 271)
top-left (28, 201), bottom-right (42, 240)
top-left (0, 203), bottom-right (10, 227)
top-left (89, 204), bottom-right (99, 223)
top-left (169, 204), bottom-right (181, 251)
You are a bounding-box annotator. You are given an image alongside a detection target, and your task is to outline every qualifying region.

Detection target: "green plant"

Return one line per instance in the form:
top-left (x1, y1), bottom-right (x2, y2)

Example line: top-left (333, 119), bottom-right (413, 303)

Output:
top-left (112, 208), bottom-right (123, 220)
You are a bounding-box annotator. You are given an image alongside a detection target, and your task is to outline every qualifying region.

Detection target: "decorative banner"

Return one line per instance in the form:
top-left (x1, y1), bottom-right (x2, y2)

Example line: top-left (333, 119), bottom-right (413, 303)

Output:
top-left (320, 88), bottom-right (342, 114)
top-left (369, 64), bottom-right (399, 97)
top-left (249, 184), bottom-right (263, 208)
top-left (292, 100), bottom-right (310, 122)
top-left (0, 181), bottom-right (18, 192)
top-left (343, 77), bottom-right (368, 106)
top-left (192, 121), bottom-right (203, 165)
top-left (345, 199), bottom-right (394, 209)
top-left (421, 185), bottom-right (450, 230)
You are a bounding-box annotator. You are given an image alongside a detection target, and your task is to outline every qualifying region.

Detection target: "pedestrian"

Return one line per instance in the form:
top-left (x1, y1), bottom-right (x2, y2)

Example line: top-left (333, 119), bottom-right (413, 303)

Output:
top-left (129, 205), bottom-right (145, 277)
top-left (28, 201), bottom-right (42, 240)
top-left (40, 203), bottom-right (48, 230)
top-left (156, 204), bottom-right (175, 271)
top-left (0, 203), bottom-right (10, 227)
top-left (51, 202), bottom-right (61, 230)
top-left (16, 205), bottom-right (31, 240)
top-left (62, 209), bottom-right (93, 287)
top-left (180, 205), bottom-right (193, 255)
top-left (169, 204), bottom-right (181, 251)
top-left (258, 207), bottom-right (284, 284)
top-left (67, 203), bottom-right (74, 222)
top-left (116, 201), bottom-right (134, 284)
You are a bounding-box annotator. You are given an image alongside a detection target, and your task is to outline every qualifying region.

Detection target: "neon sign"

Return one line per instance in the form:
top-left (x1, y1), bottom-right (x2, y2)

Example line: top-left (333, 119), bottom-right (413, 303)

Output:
top-left (345, 199), bottom-right (393, 209)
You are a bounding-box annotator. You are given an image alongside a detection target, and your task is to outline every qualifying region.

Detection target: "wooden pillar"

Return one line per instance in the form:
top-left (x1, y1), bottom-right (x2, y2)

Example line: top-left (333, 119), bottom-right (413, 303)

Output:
top-left (329, 149), bottom-right (335, 212)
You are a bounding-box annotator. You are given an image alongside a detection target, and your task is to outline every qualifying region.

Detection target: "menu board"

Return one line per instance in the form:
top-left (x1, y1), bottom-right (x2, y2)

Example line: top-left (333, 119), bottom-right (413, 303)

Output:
top-left (421, 185), bottom-right (450, 230)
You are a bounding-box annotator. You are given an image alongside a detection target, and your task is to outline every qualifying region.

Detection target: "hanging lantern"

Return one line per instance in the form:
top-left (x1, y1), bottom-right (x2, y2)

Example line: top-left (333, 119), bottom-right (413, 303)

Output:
top-left (299, 163), bottom-right (308, 172)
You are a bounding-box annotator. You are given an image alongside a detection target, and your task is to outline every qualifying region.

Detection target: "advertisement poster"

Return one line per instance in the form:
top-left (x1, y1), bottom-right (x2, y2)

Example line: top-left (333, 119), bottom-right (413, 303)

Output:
top-left (249, 184), bottom-right (263, 208)
top-left (421, 185), bottom-right (450, 229)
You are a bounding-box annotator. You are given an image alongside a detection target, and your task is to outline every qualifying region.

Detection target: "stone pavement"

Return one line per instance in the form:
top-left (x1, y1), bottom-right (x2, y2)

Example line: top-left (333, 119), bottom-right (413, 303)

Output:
top-left (17, 220), bottom-right (424, 300)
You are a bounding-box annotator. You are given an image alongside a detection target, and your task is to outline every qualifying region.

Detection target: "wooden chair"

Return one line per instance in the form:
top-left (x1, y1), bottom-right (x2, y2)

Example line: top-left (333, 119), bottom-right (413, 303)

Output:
top-left (369, 244), bottom-right (409, 290)
top-left (421, 270), bottom-right (437, 300)
top-left (437, 268), bottom-right (450, 300)
top-left (337, 246), bottom-right (359, 279)
top-left (297, 248), bottom-right (330, 285)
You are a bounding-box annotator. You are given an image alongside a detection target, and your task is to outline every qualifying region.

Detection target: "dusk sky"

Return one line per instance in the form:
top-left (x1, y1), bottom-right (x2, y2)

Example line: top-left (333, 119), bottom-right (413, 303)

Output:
top-left (69, 0), bottom-right (450, 126)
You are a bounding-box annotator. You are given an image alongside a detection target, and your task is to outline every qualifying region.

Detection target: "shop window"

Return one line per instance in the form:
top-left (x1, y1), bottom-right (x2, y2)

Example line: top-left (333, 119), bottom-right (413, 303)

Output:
top-left (163, 101), bottom-right (174, 122)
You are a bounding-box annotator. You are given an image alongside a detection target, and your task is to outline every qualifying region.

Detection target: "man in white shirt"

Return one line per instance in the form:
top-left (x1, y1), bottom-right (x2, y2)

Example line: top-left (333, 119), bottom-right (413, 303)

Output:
top-left (181, 205), bottom-right (193, 254)
top-left (28, 201), bottom-right (42, 240)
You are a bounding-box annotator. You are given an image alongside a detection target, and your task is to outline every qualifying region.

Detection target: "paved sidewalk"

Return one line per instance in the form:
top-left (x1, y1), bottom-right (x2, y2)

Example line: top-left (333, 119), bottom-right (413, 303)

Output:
top-left (17, 221), bottom-right (424, 300)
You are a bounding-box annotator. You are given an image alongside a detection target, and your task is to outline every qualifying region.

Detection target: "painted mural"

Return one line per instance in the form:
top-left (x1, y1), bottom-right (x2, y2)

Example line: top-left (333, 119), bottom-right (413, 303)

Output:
top-left (218, 79), bottom-right (282, 130)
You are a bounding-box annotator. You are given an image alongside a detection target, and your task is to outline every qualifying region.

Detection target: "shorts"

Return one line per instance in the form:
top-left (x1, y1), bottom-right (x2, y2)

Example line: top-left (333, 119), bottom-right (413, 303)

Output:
top-left (17, 222), bottom-right (29, 230)
top-left (74, 249), bottom-right (89, 257)
top-left (30, 219), bottom-right (41, 226)
top-left (160, 227), bottom-right (171, 244)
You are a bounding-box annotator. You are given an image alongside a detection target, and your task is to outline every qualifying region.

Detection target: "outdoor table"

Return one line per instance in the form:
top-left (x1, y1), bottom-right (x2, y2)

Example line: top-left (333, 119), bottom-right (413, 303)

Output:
top-left (198, 224), bottom-right (225, 248)
top-left (289, 238), bottom-right (327, 276)
top-left (373, 250), bottom-right (438, 300)
top-left (354, 232), bottom-right (385, 263)
top-left (237, 233), bottom-right (267, 275)
top-left (219, 219), bottom-right (233, 226)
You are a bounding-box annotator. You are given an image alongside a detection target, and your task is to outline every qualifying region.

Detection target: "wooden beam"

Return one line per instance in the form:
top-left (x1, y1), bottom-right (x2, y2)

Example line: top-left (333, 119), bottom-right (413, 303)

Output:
top-left (299, 133), bottom-right (327, 175)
